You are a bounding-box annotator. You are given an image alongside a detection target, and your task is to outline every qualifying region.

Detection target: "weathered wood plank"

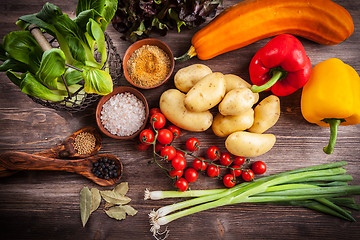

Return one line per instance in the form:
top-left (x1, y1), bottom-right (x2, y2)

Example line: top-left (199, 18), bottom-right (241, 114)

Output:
top-left (0, 0), bottom-right (359, 239)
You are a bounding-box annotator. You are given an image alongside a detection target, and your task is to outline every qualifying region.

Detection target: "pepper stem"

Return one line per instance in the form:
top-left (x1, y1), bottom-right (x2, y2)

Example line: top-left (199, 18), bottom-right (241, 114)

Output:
top-left (322, 118), bottom-right (345, 154)
top-left (251, 70), bottom-right (284, 93)
top-left (174, 45), bottom-right (197, 62)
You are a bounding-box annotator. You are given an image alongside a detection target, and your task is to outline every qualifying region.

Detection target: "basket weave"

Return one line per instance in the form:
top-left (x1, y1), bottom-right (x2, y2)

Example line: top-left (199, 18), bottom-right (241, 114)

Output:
top-left (28, 32), bottom-right (122, 113)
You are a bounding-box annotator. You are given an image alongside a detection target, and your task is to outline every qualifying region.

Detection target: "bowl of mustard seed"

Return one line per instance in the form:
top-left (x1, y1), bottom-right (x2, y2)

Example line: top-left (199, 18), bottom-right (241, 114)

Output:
top-left (123, 38), bottom-right (174, 89)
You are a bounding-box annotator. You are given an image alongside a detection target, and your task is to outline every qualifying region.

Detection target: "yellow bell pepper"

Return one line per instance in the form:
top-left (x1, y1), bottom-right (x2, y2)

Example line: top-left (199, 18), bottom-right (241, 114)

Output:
top-left (301, 58), bottom-right (360, 154)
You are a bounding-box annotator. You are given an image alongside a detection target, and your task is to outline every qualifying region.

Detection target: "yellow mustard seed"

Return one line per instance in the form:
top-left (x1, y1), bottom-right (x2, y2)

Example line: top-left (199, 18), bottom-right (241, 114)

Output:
top-left (74, 132), bottom-right (96, 155)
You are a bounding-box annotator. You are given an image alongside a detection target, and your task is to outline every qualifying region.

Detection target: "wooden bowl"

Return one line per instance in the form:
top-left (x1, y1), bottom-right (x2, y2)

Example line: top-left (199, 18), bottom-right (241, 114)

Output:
top-left (123, 38), bottom-right (175, 89)
top-left (96, 86), bottom-right (149, 140)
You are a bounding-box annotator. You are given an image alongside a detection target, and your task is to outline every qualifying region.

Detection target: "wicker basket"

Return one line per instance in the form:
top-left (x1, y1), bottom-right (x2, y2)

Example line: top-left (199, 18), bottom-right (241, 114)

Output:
top-left (28, 32), bottom-right (122, 113)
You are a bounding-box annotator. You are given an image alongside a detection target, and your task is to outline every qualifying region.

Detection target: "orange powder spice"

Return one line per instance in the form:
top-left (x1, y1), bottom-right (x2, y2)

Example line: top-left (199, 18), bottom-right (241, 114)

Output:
top-left (127, 45), bottom-right (171, 87)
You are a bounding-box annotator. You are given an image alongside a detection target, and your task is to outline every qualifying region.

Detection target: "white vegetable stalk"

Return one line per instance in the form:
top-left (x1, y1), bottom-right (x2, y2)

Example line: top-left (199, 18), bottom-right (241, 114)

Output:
top-left (144, 188), bottom-right (225, 200)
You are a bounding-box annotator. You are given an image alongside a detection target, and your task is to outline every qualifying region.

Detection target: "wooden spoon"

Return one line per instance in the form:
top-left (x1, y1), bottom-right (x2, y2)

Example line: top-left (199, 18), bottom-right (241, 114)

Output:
top-left (0, 151), bottom-right (122, 186)
top-left (36, 126), bottom-right (102, 159)
top-left (0, 126), bottom-right (102, 177)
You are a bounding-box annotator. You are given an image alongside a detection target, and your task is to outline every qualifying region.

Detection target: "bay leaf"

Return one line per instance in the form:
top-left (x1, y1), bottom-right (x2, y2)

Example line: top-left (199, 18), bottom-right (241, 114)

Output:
top-left (90, 188), bottom-right (101, 213)
top-left (100, 190), bottom-right (132, 205)
top-left (80, 187), bottom-right (92, 227)
top-left (104, 201), bottom-right (115, 209)
top-left (105, 206), bottom-right (126, 220)
top-left (122, 205), bottom-right (138, 216)
top-left (114, 182), bottom-right (129, 196)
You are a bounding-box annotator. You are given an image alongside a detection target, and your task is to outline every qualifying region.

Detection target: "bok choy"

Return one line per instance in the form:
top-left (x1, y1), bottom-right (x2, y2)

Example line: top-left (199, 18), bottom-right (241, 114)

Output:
top-left (0, 0), bottom-right (118, 102)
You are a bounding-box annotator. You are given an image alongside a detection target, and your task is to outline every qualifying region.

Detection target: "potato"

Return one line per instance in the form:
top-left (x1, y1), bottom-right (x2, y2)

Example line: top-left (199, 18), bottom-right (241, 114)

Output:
top-left (212, 109), bottom-right (254, 137)
top-left (174, 64), bottom-right (212, 92)
top-left (224, 74), bottom-right (251, 93)
top-left (225, 131), bottom-right (276, 157)
top-left (184, 72), bottom-right (226, 112)
top-left (219, 88), bottom-right (258, 116)
top-left (160, 89), bottom-right (213, 132)
top-left (248, 95), bottom-right (280, 134)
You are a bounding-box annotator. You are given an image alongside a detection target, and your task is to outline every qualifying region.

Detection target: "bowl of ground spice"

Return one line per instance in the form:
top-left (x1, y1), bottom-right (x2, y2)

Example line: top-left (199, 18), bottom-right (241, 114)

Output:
top-left (123, 38), bottom-right (174, 89)
top-left (96, 86), bottom-right (149, 140)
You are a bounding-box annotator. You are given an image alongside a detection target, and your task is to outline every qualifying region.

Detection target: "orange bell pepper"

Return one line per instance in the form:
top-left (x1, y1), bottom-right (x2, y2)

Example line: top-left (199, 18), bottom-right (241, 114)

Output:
top-left (301, 58), bottom-right (360, 154)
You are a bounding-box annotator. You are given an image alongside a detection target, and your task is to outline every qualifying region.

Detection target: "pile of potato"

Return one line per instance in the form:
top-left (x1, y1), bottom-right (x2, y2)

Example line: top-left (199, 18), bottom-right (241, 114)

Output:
top-left (159, 64), bottom-right (280, 157)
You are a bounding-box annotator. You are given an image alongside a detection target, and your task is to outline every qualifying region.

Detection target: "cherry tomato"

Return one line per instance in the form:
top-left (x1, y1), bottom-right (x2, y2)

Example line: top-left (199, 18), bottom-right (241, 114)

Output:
top-left (172, 155), bottom-right (186, 170)
top-left (233, 156), bottom-right (245, 166)
top-left (206, 164), bottom-right (220, 178)
top-left (161, 146), bottom-right (176, 161)
top-left (230, 165), bottom-right (242, 177)
top-left (219, 152), bottom-right (232, 166)
top-left (136, 142), bottom-right (150, 151)
top-left (155, 142), bottom-right (164, 152)
top-left (192, 157), bottom-right (207, 171)
top-left (149, 107), bottom-right (161, 116)
top-left (242, 170), bottom-right (255, 182)
top-left (252, 161), bottom-right (267, 174)
top-left (223, 174), bottom-right (236, 188)
top-left (186, 137), bottom-right (200, 152)
top-left (176, 150), bottom-right (185, 158)
top-left (157, 129), bottom-right (173, 145)
top-left (169, 169), bottom-right (183, 178)
top-left (175, 178), bottom-right (189, 192)
top-left (150, 112), bottom-right (166, 129)
top-left (168, 125), bottom-right (181, 139)
top-left (184, 168), bottom-right (198, 183)
top-left (139, 129), bottom-right (154, 145)
top-left (207, 146), bottom-right (221, 161)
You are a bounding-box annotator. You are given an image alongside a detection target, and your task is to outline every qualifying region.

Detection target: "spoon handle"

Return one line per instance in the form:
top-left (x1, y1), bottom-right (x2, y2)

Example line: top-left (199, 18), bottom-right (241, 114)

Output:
top-left (0, 151), bottom-right (86, 173)
top-left (36, 142), bottom-right (74, 158)
top-left (0, 143), bottom-right (74, 177)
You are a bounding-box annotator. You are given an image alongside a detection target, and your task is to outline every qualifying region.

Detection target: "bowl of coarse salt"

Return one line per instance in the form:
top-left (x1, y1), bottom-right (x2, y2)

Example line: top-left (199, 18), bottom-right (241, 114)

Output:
top-left (96, 86), bottom-right (149, 139)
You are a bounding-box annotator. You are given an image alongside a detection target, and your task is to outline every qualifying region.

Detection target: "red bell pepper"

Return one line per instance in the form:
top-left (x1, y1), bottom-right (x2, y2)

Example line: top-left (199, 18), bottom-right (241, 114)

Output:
top-left (249, 34), bottom-right (312, 96)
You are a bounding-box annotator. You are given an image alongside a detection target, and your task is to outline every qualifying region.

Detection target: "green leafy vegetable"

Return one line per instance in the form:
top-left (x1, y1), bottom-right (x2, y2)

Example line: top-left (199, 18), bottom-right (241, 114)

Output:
top-left (20, 72), bottom-right (68, 102)
top-left (6, 70), bottom-right (23, 87)
top-left (2, 31), bottom-right (42, 74)
top-left (86, 18), bottom-right (107, 66)
top-left (112, 0), bottom-right (223, 42)
top-left (63, 62), bottom-right (85, 86)
top-left (82, 67), bottom-right (113, 95)
top-left (0, 0), bottom-right (118, 101)
top-left (77, 0), bottom-right (117, 31)
top-left (0, 59), bottom-right (28, 74)
top-left (36, 49), bottom-right (66, 89)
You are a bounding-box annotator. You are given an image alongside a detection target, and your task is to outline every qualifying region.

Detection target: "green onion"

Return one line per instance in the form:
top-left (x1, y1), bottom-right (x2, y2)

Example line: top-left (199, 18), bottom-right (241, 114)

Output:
top-left (146, 161), bottom-right (360, 238)
top-left (327, 197), bottom-right (360, 210)
top-left (270, 198), bottom-right (355, 221)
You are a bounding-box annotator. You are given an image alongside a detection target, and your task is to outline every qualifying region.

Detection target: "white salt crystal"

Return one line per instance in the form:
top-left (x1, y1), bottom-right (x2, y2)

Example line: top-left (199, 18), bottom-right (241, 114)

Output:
top-left (100, 92), bottom-right (146, 136)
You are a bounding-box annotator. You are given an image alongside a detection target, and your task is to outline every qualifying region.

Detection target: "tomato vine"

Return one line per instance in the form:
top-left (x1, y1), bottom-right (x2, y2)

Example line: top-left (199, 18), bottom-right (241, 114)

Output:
top-left (137, 109), bottom-right (267, 191)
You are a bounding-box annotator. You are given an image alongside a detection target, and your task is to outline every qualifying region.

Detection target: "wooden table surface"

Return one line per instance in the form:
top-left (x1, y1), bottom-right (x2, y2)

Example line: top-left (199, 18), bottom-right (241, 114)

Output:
top-left (1, 0), bottom-right (359, 239)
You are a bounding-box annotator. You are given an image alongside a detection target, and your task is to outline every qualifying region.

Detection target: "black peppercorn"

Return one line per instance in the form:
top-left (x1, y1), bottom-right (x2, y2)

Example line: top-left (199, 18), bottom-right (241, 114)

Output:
top-left (91, 157), bottom-right (119, 179)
